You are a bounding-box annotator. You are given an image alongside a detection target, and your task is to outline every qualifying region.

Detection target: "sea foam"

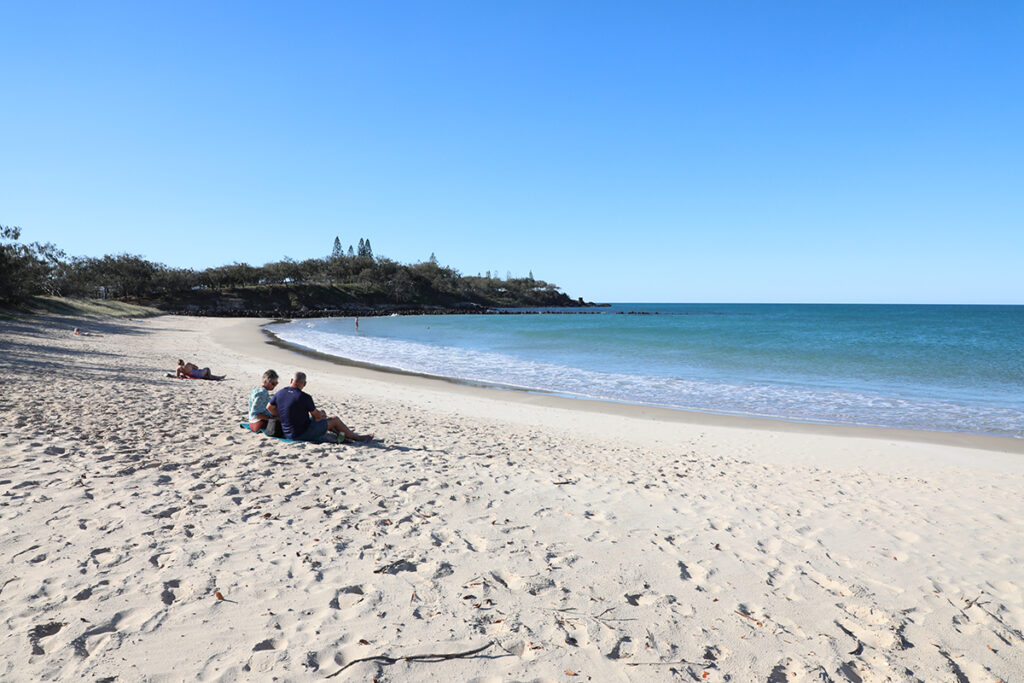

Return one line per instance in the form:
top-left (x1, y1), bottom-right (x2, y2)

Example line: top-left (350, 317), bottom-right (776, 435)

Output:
top-left (270, 313), bottom-right (1024, 438)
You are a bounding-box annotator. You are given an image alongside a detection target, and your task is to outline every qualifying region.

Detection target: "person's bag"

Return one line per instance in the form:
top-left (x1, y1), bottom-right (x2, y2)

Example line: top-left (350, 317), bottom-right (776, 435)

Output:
top-left (265, 418), bottom-right (284, 438)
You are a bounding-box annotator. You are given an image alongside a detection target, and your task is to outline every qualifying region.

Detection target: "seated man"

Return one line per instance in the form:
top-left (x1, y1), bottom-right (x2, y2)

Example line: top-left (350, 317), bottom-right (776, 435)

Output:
top-left (268, 372), bottom-right (373, 443)
top-left (248, 369), bottom-right (279, 432)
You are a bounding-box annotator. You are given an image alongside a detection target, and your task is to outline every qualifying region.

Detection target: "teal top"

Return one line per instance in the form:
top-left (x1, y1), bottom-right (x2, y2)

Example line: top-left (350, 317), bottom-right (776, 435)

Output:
top-left (248, 386), bottom-right (272, 422)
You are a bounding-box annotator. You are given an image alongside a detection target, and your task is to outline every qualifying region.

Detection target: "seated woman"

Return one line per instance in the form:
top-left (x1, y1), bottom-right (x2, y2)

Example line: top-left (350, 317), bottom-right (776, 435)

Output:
top-left (248, 369), bottom-right (279, 432)
top-left (176, 359), bottom-right (225, 381)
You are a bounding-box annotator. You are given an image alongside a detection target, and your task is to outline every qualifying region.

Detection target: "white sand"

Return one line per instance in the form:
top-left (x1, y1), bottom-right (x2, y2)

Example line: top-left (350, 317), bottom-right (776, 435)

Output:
top-left (2, 314), bottom-right (1022, 682)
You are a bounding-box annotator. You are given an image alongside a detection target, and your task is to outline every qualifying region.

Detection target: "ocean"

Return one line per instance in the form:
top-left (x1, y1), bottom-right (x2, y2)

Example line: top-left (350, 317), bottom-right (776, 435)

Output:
top-left (267, 304), bottom-right (1024, 438)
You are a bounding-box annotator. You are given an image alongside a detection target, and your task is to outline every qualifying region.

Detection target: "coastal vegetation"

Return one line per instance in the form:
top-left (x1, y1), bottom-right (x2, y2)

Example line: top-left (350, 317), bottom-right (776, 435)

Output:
top-left (1, 227), bottom-right (592, 314)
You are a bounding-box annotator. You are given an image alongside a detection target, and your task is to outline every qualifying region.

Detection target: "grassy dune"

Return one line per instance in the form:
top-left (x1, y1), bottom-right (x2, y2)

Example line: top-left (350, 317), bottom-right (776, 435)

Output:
top-left (17, 296), bottom-right (162, 318)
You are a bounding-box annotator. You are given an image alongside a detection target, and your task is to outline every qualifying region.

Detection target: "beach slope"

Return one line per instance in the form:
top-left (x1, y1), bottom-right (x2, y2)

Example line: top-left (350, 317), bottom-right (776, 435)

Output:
top-left (1, 315), bottom-right (1022, 681)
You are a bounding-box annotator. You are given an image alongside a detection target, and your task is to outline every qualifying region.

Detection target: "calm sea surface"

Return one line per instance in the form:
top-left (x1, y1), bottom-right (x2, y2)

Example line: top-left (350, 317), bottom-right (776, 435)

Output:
top-left (268, 304), bottom-right (1024, 438)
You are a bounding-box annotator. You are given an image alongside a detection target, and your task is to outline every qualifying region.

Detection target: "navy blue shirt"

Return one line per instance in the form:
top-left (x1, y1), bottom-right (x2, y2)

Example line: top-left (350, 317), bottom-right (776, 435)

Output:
top-left (269, 386), bottom-right (316, 439)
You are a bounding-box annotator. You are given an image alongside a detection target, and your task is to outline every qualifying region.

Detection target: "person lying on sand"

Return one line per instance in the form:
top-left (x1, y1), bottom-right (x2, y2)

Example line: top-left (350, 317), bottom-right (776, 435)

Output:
top-left (176, 359), bottom-right (225, 381)
top-left (268, 371), bottom-right (373, 443)
top-left (73, 327), bottom-right (102, 337)
top-left (248, 369), bottom-right (279, 432)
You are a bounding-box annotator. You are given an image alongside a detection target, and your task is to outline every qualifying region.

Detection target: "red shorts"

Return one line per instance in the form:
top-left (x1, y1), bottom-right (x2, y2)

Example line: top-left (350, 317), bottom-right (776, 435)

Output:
top-left (250, 420), bottom-right (268, 432)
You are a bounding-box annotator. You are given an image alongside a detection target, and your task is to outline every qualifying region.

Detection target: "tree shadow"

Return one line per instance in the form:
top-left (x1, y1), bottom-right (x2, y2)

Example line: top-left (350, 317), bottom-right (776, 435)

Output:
top-left (0, 315), bottom-right (155, 340)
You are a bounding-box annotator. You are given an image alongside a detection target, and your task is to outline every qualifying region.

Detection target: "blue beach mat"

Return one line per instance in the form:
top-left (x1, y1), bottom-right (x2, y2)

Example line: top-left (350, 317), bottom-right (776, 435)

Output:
top-left (238, 422), bottom-right (344, 444)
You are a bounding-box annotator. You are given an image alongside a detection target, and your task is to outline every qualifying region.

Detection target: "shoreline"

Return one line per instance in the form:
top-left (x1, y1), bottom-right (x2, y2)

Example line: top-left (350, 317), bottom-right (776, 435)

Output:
top-left (3, 313), bottom-right (1023, 680)
top-left (256, 319), bottom-right (1024, 455)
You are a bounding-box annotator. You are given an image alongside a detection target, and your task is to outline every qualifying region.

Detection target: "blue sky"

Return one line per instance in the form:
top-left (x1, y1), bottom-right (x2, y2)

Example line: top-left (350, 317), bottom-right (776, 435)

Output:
top-left (2, 2), bottom-right (1021, 304)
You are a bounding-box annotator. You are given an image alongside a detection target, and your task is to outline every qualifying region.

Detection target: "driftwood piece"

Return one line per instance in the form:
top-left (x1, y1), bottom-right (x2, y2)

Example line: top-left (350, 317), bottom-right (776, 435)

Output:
top-left (324, 640), bottom-right (496, 678)
top-left (624, 660), bottom-right (712, 667)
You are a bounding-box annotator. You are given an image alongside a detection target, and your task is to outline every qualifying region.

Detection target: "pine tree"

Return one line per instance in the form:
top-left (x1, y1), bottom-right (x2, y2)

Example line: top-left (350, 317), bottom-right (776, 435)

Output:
top-left (429, 252), bottom-right (438, 265)
top-left (348, 245), bottom-right (354, 257)
top-left (357, 238), bottom-right (366, 256)
top-left (364, 239), bottom-right (373, 258)
top-left (332, 236), bottom-right (342, 259)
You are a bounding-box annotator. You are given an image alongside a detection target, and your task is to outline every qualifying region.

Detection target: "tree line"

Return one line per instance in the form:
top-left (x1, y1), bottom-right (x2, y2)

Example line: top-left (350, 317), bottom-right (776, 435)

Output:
top-left (1, 226), bottom-right (574, 309)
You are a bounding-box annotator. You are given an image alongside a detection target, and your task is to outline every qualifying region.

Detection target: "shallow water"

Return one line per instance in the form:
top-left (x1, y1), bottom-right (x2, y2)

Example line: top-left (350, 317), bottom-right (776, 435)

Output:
top-left (269, 304), bottom-right (1024, 438)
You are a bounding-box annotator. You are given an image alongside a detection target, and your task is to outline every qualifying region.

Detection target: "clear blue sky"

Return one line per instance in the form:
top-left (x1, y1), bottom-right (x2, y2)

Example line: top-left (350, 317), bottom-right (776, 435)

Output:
top-left (2, 1), bottom-right (1021, 304)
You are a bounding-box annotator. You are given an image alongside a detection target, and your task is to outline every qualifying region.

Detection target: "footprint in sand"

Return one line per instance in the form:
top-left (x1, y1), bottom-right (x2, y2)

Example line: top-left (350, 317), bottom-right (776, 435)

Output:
top-left (28, 622), bottom-right (65, 655)
top-left (330, 584), bottom-right (369, 610)
top-left (489, 568), bottom-right (523, 590)
top-left (252, 638), bottom-right (288, 652)
top-left (432, 563), bottom-right (454, 579)
top-left (463, 535), bottom-right (487, 552)
top-left (677, 560), bottom-right (710, 584)
top-left (624, 591), bottom-right (656, 607)
top-left (71, 610), bottom-right (139, 658)
top-left (524, 577), bottom-right (556, 596)
top-left (607, 636), bottom-right (637, 660)
top-left (756, 536), bottom-right (784, 555)
top-left (892, 529), bottom-right (922, 544)
top-left (161, 579), bottom-right (181, 605)
top-left (583, 509), bottom-right (616, 523)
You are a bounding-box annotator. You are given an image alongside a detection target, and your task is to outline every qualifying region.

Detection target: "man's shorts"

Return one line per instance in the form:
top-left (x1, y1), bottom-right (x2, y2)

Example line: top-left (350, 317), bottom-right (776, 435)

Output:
top-left (296, 419), bottom-right (330, 442)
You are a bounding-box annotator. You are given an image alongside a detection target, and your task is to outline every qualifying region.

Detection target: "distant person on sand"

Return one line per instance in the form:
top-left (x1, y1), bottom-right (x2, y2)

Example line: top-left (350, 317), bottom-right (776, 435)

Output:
top-left (176, 359), bottom-right (225, 381)
top-left (248, 369), bottom-right (279, 432)
top-left (268, 371), bottom-right (373, 443)
top-left (355, 316), bottom-right (359, 331)
top-left (73, 327), bottom-right (102, 337)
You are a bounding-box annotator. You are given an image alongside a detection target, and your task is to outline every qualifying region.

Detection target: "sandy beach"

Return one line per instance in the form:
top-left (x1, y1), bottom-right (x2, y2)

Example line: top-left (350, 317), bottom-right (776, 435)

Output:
top-left (2, 314), bottom-right (1022, 682)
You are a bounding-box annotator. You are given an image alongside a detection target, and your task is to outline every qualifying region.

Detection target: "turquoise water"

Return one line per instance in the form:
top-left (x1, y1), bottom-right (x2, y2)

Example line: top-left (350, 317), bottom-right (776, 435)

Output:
top-left (269, 304), bottom-right (1024, 438)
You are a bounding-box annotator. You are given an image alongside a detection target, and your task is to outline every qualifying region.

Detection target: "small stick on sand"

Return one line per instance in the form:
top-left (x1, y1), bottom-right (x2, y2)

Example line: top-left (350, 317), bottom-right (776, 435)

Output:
top-left (624, 660), bottom-right (714, 668)
top-left (324, 640), bottom-right (496, 678)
